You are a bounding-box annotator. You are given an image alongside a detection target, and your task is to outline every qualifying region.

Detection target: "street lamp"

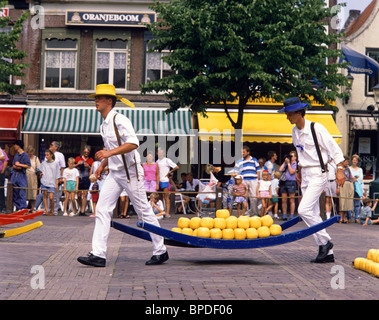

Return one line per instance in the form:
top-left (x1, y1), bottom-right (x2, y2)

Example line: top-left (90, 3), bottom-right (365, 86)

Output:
top-left (367, 84), bottom-right (379, 208)
top-left (344, 73), bottom-right (354, 104)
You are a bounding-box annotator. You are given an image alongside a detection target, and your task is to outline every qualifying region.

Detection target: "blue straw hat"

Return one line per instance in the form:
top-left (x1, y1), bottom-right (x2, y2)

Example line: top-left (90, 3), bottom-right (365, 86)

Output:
top-left (277, 97), bottom-right (309, 113)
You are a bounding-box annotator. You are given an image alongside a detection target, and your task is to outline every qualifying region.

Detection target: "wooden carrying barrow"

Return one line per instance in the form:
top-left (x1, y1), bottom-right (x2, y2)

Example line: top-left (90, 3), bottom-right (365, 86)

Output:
top-left (111, 215), bottom-right (340, 249)
top-left (0, 209), bottom-right (44, 238)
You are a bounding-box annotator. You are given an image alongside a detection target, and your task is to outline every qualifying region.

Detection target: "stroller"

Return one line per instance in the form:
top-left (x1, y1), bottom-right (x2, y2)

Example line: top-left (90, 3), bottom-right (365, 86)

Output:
top-left (196, 173), bottom-right (218, 217)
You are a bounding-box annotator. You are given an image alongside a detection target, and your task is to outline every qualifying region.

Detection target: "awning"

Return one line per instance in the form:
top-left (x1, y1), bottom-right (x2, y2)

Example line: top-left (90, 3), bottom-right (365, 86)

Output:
top-left (350, 116), bottom-right (377, 130)
top-left (22, 106), bottom-right (193, 136)
top-left (198, 110), bottom-right (342, 144)
top-left (0, 107), bottom-right (24, 131)
top-left (341, 44), bottom-right (379, 77)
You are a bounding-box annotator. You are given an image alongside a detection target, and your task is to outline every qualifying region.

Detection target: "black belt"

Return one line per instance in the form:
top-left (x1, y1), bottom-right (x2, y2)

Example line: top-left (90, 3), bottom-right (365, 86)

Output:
top-left (329, 179), bottom-right (335, 182)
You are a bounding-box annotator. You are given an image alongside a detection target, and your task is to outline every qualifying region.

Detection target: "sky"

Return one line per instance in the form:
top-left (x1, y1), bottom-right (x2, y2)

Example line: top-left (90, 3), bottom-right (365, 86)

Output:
top-left (337, 0), bottom-right (374, 27)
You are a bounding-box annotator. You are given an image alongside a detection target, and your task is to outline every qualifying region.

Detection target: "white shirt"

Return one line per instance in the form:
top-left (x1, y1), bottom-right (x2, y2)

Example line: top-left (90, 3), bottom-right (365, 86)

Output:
top-left (62, 167), bottom-right (79, 181)
top-left (327, 161), bottom-right (337, 181)
top-left (156, 157), bottom-right (177, 182)
top-left (100, 109), bottom-right (141, 172)
top-left (258, 180), bottom-right (271, 192)
top-left (149, 200), bottom-right (164, 214)
top-left (185, 179), bottom-right (200, 191)
top-left (292, 119), bottom-right (344, 169)
top-left (44, 151), bottom-right (66, 174)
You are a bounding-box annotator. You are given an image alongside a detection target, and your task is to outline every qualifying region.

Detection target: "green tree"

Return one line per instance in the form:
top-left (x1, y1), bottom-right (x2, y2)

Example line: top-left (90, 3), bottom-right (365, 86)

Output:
top-left (141, 0), bottom-right (349, 129)
top-left (0, 1), bottom-right (28, 95)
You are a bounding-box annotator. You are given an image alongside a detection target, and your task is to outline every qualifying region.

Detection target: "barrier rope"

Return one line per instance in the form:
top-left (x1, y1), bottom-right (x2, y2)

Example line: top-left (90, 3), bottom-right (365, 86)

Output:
top-left (0, 185), bottom-right (372, 202)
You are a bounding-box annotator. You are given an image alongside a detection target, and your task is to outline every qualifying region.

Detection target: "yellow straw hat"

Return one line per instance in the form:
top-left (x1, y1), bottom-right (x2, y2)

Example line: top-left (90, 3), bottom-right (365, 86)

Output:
top-left (89, 84), bottom-right (135, 108)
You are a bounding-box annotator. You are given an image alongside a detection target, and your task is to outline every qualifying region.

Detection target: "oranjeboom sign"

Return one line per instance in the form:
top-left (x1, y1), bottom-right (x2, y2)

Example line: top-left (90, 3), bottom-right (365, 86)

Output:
top-left (65, 11), bottom-right (156, 27)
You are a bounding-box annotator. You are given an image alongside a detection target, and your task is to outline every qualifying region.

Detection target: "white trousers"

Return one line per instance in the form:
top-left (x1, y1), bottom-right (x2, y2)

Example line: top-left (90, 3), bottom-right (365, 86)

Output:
top-left (245, 179), bottom-right (259, 216)
top-left (92, 164), bottom-right (166, 259)
top-left (298, 167), bottom-right (333, 249)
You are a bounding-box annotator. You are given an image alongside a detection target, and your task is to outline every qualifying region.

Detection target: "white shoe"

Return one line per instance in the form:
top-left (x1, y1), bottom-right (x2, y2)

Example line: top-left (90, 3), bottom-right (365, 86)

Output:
top-left (63, 212), bottom-right (68, 216)
top-left (69, 212), bottom-right (76, 217)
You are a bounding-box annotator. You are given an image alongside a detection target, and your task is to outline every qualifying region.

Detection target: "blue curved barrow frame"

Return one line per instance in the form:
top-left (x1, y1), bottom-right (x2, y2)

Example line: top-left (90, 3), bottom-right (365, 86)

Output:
top-left (111, 215), bottom-right (340, 249)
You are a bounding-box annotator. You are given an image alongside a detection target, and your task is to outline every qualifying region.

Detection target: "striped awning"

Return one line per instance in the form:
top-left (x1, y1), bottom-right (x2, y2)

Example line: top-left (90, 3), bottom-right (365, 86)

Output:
top-left (22, 106), bottom-right (193, 136)
top-left (350, 116), bottom-right (377, 130)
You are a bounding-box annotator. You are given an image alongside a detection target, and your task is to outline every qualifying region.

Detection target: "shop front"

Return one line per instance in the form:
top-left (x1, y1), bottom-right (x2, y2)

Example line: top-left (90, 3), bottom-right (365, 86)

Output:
top-left (21, 105), bottom-right (194, 168)
top-left (196, 96), bottom-right (342, 177)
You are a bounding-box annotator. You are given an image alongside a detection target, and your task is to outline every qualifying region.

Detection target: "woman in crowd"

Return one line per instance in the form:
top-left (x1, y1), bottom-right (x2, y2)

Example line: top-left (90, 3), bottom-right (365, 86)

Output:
top-left (349, 154), bottom-right (365, 223)
top-left (279, 150), bottom-right (297, 220)
top-left (143, 151), bottom-right (159, 194)
top-left (337, 155), bottom-right (354, 223)
top-left (26, 145), bottom-right (40, 211)
top-left (75, 145), bottom-right (94, 216)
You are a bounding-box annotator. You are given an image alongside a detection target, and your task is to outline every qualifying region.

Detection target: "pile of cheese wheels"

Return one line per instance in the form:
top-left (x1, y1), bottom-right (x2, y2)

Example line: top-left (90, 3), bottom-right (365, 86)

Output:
top-left (353, 249), bottom-right (379, 277)
top-left (171, 209), bottom-right (282, 240)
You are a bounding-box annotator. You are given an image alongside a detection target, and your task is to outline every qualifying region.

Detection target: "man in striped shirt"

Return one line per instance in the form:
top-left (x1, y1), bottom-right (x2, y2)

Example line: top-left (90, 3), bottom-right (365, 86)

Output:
top-left (234, 145), bottom-right (260, 216)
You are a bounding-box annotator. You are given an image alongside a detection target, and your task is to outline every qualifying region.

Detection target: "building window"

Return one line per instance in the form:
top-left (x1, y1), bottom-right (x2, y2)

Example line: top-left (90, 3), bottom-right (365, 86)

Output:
top-left (145, 42), bottom-right (175, 83)
top-left (44, 39), bottom-right (77, 88)
top-left (95, 39), bottom-right (127, 89)
top-left (367, 49), bottom-right (379, 95)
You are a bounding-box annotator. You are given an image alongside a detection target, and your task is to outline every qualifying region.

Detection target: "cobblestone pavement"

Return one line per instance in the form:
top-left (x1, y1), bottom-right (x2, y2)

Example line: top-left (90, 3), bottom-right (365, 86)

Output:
top-left (1, 213), bottom-right (378, 301)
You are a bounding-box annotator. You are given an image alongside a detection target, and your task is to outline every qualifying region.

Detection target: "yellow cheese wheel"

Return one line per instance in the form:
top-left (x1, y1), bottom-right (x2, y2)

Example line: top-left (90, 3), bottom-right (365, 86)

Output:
top-left (372, 263), bottom-right (379, 276)
top-left (210, 228), bottom-right (222, 239)
top-left (249, 216), bottom-right (261, 229)
top-left (222, 228), bottom-right (234, 239)
top-left (373, 251), bottom-right (379, 263)
top-left (260, 215), bottom-right (274, 227)
top-left (354, 257), bottom-right (364, 270)
top-left (200, 217), bottom-right (214, 229)
top-left (226, 216), bottom-right (238, 229)
top-left (269, 224), bottom-right (282, 236)
top-left (214, 218), bottom-right (227, 230)
top-left (216, 209), bottom-right (230, 219)
top-left (366, 260), bottom-right (374, 274)
top-left (171, 227), bottom-right (182, 233)
top-left (367, 249), bottom-right (378, 261)
top-left (257, 226), bottom-right (270, 238)
top-left (189, 217), bottom-right (201, 230)
top-left (197, 227), bottom-right (210, 238)
top-left (237, 216), bottom-right (250, 229)
top-left (360, 258), bottom-right (368, 271)
top-left (234, 228), bottom-right (246, 240)
top-left (193, 229), bottom-right (198, 237)
top-left (182, 228), bottom-right (193, 236)
top-left (246, 228), bottom-right (258, 239)
top-left (177, 217), bottom-right (190, 229)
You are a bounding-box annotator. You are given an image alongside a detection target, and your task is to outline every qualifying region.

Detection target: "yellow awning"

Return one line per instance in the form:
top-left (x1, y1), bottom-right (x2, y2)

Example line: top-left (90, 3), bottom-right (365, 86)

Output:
top-left (198, 110), bottom-right (342, 144)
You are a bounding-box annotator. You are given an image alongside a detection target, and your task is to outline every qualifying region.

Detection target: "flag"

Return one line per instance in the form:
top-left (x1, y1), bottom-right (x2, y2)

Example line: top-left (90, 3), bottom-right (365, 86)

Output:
top-left (341, 44), bottom-right (379, 77)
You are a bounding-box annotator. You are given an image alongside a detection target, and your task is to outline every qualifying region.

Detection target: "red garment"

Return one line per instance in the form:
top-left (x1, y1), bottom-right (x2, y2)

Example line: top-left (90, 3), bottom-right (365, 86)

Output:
top-left (75, 156), bottom-right (94, 167)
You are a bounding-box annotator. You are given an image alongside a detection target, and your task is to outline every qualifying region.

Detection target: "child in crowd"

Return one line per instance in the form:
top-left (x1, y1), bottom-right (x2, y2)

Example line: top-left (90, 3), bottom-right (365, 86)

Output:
top-left (232, 175), bottom-right (248, 217)
top-left (62, 157), bottom-right (79, 216)
top-left (257, 170), bottom-right (272, 217)
top-left (359, 198), bottom-right (379, 226)
top-left (89, 174), bottom-right (99, 218)
top-left (270, 171), bottom-right (280, 219)
top-left (143, 151), bottom-right (159, 193)
top-left (149, 192), bottom-right (166, 220)
top-left (225, 174), bottom-right (236, 215)
top-left (37, 150), bottom-right (61, 216)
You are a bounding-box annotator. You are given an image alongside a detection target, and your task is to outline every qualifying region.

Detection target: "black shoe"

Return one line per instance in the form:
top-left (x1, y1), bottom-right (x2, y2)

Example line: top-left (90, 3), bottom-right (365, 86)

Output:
top-left (78, 211), bottom-right (86, 216)
top-left (145, 251), bottom-right (169, 265)
top-left (311, 254), bottom-right (335, 263)
top-left (77, 253), bottom-right (106, 267)
top-left (311, 241), bottom-right (333, 263)
top-left (316, 241), bottom-right (333, 261)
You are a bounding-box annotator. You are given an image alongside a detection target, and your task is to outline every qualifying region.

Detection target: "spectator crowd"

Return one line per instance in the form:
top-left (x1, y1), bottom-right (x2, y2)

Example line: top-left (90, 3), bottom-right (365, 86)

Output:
top-left (0, 140), bottom-right (377, 226)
